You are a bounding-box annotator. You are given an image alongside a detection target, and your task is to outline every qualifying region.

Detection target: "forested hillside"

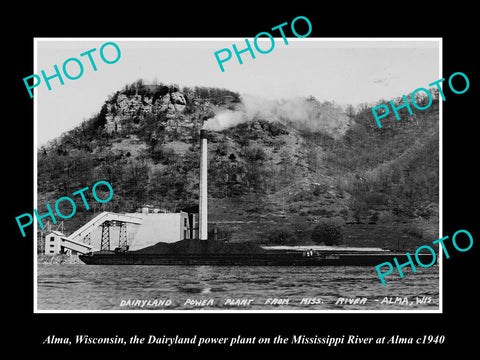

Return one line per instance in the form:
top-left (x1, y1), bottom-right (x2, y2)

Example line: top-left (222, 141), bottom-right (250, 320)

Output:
top-left (37, 80), bottom-right (439, 249)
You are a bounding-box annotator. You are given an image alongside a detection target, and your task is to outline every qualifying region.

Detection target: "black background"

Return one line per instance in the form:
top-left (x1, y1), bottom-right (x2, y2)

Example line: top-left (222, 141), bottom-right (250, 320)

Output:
top-left (6, 4), bottom-right (477, 356)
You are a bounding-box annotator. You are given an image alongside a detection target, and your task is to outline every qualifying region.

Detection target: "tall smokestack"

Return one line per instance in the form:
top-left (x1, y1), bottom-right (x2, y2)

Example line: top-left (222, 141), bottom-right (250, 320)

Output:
top-left (199, 129), bottom-right (208, 240)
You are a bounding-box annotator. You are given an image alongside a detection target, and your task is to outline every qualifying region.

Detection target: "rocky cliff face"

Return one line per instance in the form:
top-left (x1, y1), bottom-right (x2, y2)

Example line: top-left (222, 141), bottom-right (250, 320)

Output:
top-left (104, 89), bottom-right (189, 134)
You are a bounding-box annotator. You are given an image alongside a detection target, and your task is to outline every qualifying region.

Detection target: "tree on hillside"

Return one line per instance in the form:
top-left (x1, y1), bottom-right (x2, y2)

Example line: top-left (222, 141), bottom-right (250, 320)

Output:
top-left (210, 157), bottom-right (238, 198)
top-left (94, 161), bottom-right (124, 186)
top-left (306, 147), bottom-right (321, 174)
top-left (345, 104), bottom-right (356, 119)
top-left (310, 221), bottom-right (344, 246)
top-left (148, 167), bottom-right (190, 206)
top-left (122, 159), bottom-right (149, 205)
top-left (37, 150), bottom-right (93, 194)
top-left (242, 145), bottom-right (269, 193)
top-left (278, 147), bottom-right (296, 184)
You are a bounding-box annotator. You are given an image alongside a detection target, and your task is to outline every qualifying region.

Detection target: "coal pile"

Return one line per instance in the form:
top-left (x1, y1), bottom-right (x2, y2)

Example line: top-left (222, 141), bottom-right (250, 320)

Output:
top-left (133, 239), bottom-right (266, 255)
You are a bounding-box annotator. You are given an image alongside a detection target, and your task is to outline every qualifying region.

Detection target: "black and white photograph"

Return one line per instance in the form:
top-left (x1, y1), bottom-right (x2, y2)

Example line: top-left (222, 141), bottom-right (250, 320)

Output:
top-left (8, 6), bottom-right (478, 356)
top-left (34, 38), bottom-right (441, 312)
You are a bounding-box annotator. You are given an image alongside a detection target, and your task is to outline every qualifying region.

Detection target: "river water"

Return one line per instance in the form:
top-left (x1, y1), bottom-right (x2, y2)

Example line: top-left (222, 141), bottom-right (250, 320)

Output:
top-left (37, 264), bottom-right (440, 311)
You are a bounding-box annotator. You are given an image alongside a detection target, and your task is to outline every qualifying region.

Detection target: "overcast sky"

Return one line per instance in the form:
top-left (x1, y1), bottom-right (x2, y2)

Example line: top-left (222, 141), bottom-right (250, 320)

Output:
top-left (35, 38), bottom-right (440, 146)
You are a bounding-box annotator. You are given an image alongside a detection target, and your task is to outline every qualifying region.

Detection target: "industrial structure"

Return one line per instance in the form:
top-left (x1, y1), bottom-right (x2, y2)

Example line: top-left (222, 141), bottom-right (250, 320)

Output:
top-left (41, 210), bottom-right (198, 255)
top-left (42, 130), bottom-right (207, 257)
top-left (199, 129), bottom-right (208, 240)
top-left (44, 230), bottom-right (93, 255)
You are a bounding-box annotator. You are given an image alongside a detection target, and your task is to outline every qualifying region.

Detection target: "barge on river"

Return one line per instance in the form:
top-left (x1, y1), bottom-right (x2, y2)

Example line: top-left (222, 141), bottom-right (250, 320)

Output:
top-left (79, 240), bottom-right (434, 266)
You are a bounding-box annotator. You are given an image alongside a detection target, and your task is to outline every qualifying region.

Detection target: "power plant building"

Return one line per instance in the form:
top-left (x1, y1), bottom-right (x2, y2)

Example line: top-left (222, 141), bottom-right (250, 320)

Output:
top-left (127, 212), bottom-right (198, 251)
top-left (46, 210), bottom-right (200, 253)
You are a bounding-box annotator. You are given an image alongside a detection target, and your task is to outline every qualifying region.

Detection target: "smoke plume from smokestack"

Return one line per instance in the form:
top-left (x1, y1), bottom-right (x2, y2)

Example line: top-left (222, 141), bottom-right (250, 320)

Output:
top-left (202, 94), bottom-right (350, 138)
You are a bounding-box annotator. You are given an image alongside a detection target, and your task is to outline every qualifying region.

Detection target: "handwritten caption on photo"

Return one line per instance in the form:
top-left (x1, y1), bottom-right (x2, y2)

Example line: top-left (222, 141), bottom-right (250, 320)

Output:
top-left (118, 296), bottom-right (435, 308)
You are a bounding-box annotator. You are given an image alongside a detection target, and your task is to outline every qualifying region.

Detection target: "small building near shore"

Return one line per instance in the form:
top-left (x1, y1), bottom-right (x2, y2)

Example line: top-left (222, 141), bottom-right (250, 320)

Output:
top-left (44, 231), bottom-right (65, 254)
top-left (44, 231), bottom-right (92, 255)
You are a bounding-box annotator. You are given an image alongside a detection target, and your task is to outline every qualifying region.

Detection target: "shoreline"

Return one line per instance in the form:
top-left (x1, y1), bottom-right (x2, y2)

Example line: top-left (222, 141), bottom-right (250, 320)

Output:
top-left (37, 254), bottom-right (83, 265)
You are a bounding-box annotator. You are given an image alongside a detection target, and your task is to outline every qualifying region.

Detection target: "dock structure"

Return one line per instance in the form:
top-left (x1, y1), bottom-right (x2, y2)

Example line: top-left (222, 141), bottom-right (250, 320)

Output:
top-left (66, 212), bottom-right (143, 252)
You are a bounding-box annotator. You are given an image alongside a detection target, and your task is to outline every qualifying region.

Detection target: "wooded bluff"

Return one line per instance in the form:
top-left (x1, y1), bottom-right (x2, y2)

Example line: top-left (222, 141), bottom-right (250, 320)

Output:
top-left (37, 80), bottom-right (439, 249)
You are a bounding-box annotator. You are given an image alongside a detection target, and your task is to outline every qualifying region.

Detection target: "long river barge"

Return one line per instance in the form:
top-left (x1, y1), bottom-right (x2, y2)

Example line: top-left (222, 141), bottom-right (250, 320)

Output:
top-left (79, 240), bottom-right (434, 266)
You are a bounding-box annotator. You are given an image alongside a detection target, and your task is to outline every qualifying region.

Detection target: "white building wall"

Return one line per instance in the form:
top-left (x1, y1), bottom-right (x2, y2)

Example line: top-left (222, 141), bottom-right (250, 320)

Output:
top-left (44, 233), bottom-right (63, 254)
top-left (128, 213), bottom-right (189, 251)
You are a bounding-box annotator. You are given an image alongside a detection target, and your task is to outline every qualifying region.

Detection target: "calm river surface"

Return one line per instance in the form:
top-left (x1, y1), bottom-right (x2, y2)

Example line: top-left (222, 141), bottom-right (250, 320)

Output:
top-left (37, 264), bottom-right (439, 311)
